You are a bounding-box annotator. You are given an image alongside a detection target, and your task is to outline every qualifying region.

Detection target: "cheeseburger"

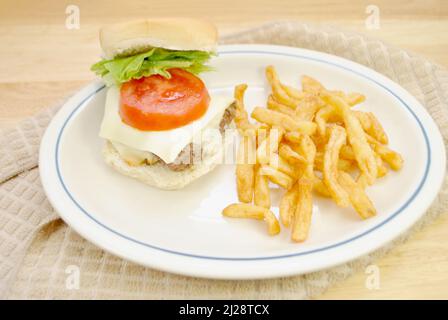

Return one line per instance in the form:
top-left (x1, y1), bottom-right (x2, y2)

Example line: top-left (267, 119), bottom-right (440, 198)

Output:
top-left (91, 18), bottom-right (235, 189)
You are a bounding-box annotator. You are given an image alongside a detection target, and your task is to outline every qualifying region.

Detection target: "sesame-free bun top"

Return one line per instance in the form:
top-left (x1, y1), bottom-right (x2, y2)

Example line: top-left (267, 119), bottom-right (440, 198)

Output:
top-left (99, 18), bottom-right (218, 59)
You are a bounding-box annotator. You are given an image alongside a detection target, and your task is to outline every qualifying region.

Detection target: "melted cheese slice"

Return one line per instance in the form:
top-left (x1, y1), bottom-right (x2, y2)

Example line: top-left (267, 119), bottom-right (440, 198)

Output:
top-left (99, 86), bottom-right (233, 164)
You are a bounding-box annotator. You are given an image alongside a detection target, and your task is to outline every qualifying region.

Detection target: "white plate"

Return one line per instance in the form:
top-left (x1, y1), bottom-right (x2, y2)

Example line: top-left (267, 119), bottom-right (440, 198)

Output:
top-left (39, 44), bottom-right (446, 279)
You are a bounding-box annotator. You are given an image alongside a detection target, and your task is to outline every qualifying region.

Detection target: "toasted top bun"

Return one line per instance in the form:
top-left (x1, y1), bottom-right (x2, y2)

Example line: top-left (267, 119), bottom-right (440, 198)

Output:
top-left (99, 18), bottom-right (218, 59)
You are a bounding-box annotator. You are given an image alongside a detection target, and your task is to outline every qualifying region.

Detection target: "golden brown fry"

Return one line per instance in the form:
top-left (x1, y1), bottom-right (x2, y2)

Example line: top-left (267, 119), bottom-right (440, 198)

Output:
top-left (236, 134), bottom-right (256, 203)
top-left (376, 154), bottom-right (388, 178)
top-left (315, 105), bottom-right (334, 136)
top-left (234, 84), bottom-right (254, 132)
top-left (302, 75), bottom-right (325, 94)
top-left (295, 94), bottom-right (321, 121)
top-left (340, 144), bottom-right (355, 160)
top-left (367, 112), bottom-right (388, 144)
top-left (284, 131), bottom-right (301, 144)
top-left (279, 182), bottom-right (300, 227)
top-left (222, 203), bottom-right (264, 220)
top-left (339, 159), bottom-right (355, 172)
top-left (269, 153), bottom-right (300, 179)
top-left (322, 92), bottom-right (378, 184)
top-left (256, 126), bottom-right (284, 164)
top-left (259, 165), bottom-right (294, 189)
top-left (366, 135), bottom-right (401, 166)
top-left (354, 111), bottom-right (372, 132)
top-left (278, 144), bottom-right (307, 165)
top-left (265, 210), bottom-right (281, 235)
top-left (313, 177), bottom-right (331, 197)
top-left (291, 177), bottom-right (314, 242)
top-left (338, 171), bottom-right (377, 219)
top-left (314, 151), bottom-right (326, 167)
top-left (281, 84), bottom-right (306, 100)
top-left (266, 66), bottom-right (299, 108)
top-left (323, 125), bottom-right (350, 207)
top-left (267, 95), bottom-right (295, 117)
top-left (311, 134), bottom-right (328, 153)
top-left (298, 135), bottom-right (317, 178)
top-left (331, 91), bottom-right (366, 107)
top-left (255, 126), bottom-right (269, 147)
top-left (346, 92), bottom-right (366, 106)
top-left (366, 135), bottom-right (403, 171)
top-left (222, 203), bottom-right (280, 236)
top-left (251, 107), bottom-right (317, 134)
top-left (354, 111), bottom-right (388, 145)
top-left (254, 166), bottom-right (271, 208)
top-left (315, 152), bottom-right (354, 172)
top-left (357, 173), bottom-right (369, 189)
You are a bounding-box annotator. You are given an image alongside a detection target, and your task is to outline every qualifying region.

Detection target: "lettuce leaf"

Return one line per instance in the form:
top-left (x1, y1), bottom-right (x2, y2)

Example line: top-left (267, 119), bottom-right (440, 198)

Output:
top-left (90, 48), bottom-right (213, 85)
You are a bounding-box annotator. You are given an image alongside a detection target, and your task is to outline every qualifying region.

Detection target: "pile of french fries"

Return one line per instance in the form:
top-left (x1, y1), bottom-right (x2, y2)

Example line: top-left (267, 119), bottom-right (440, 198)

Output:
top-left (222, 65), bottom-right (404, 243)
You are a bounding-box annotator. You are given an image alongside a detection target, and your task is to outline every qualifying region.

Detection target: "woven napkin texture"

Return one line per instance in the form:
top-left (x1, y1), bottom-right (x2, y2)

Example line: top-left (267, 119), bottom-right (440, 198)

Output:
top-left (1, 21), bottom-right (447, 299)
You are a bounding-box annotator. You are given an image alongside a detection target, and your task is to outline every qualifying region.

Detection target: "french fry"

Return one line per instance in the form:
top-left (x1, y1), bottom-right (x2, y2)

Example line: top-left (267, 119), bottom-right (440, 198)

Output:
top-left (313, 177), bottom-right (331, 197)
top-left (256, 127), bottom-right (273, 165)
top-left (358, 156), bottom-right (388, 182)
top-left (279, 182), bottom-right (299, 227)
top-left (346, 92), bottom-right (366, 106)
top-left (322, 92), bottom-right (378, 185)
top-left (302, 75), bottom-right (325, 94)
top-left (376, 154), bottom-right (388, 178)
top-left (311, 134), bottom-right (328, 153)
top-left (251, 107), bottom-right (317, 134)
top-left (357, 155), bottom-right (388, 186)
top-left (315, 152), bottom-right (354, 172)
top-left (298, 134), bottom-right (317, 178)
top-left (267, 94), bottom-right (295, 117)
top-left (222, 203), bottom-right (265, 220)
top-left (256, 126), bottom-right (284, 164)
top-left (294, 94), bottom-right (321, 121)
top-left (259, 165), bottom-right (294, 189)
top-left (357, 173), bottom-right (369, 189)
top-left (367, 112), bottom-right (388, 144)
top-left (284, 131), bottom-right (302, 144)
top-left (236, 134), bottom-right (256, 203)
top-left (281, 84), bottom-right (306, 100)
top-left (331, 91), bottom-right (366, 107)
top-left (269, 153), bottom-right (300, 179)
top-left (222, 203), bottom-right (280, 235)
top-left (278, 144), bottom-right (307, 165)
top-left (315, 105), bottom-right (335, 136)
top-left (266, 66), bottom-right (300, 108)
top-left (354, 111), bottom-right (372, 132)
top-left (366, 135), bottom-right (403, 171)
top-left (340, 144), bottom-right (356, 160)
top-left (354, 111), bottom-right (388, 144)
top-left (254, 166), bottom-right (271, 208)
top-left (338, 171), bottom-right (376, 219)
top-left (234, 84), bottom-right (254, 132)
top-left (323, 125), bottom-right (350, 207)
top-left (291, 177), bottom-right (314, 242)
top-left (255, 126), bottom-right (269, 147)
top-left (339, 159), bottom-right (355, 172)
top-left (265, 210), bottom-right (281, 235)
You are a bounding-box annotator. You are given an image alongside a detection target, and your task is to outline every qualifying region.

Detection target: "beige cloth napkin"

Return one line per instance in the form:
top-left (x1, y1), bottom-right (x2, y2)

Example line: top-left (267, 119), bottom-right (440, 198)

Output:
top-left (1, 21), bottom-right (448, 299)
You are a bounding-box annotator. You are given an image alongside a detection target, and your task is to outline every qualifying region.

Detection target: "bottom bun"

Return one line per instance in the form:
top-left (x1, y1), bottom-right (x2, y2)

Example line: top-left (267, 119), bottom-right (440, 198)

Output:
top-left (102, 125), bottom-right (235, 190)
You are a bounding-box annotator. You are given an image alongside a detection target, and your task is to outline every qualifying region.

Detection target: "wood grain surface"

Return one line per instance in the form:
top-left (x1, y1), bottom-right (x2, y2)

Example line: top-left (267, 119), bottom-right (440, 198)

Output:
top-left (1, 0), bottom-right (447, 299)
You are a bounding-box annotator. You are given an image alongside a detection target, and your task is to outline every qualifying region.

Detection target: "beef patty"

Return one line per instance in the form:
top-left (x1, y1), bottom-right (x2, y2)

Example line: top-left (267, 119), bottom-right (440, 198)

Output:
top-left (151, 102), bottom-right (236, 171)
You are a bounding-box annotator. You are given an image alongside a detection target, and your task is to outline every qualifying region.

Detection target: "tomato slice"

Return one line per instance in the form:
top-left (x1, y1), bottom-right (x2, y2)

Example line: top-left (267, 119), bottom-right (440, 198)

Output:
top-left (119, 68), bottom-right (210, 131)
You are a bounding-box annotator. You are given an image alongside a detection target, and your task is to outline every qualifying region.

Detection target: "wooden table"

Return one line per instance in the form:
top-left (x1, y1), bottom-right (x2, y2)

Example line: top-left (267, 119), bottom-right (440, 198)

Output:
top-left (1, 0), bottom-right (447, 299)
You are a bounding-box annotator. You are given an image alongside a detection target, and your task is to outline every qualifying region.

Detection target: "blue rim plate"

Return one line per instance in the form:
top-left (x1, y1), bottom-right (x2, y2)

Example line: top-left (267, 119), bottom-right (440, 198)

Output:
top-left (39, 44), bottom-right (446, 279)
